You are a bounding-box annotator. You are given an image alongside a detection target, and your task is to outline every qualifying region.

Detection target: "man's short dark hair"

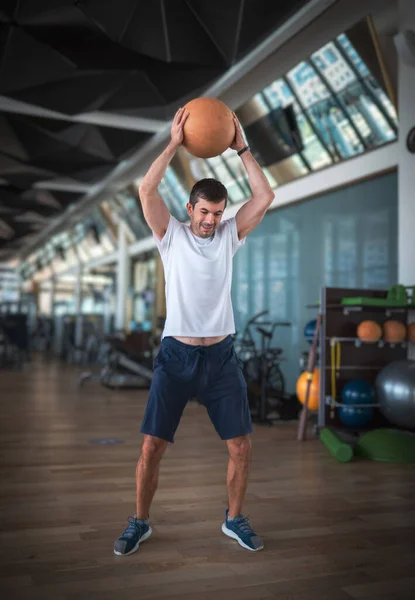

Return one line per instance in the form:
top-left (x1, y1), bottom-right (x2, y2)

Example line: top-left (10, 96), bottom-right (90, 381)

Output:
top-left (189, 178), bottom-right (228, 208)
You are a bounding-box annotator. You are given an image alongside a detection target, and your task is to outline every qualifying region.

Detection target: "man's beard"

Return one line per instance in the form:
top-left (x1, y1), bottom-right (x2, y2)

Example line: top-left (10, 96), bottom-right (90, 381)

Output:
top-left (198, 221), bottom-right (215, 237)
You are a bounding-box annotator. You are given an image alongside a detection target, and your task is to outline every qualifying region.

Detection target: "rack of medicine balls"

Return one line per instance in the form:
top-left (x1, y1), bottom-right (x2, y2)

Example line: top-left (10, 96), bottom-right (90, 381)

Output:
top-left (315, 286), bottom-right (415, 436)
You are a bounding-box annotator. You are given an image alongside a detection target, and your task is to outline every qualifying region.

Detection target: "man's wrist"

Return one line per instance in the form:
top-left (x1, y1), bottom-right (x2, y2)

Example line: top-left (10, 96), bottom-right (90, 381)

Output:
top-left (237, 145), bottom-right (250, 157)
top-left (167, 140), bottom-right (180, 153)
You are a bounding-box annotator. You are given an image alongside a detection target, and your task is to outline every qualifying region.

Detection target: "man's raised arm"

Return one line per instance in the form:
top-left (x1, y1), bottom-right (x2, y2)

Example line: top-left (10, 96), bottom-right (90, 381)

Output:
top-left (138, 107), bottom-right (189, 241)
top-left (232, 114), bottom-right (275, 240)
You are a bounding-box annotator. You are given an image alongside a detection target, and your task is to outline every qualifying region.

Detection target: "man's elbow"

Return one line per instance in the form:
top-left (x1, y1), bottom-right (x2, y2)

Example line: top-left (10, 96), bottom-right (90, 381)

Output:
top-left (256, 191), bottom-right (274, 210)
top-left (265, 190), bottom-right (274, 206)
top-left (138, 181), bottom-right (150, 198)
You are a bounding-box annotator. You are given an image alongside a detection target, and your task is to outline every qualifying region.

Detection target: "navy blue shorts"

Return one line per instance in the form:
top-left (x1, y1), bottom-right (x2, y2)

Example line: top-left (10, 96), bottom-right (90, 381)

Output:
top-left (140, 335), bottom-right (252, 443)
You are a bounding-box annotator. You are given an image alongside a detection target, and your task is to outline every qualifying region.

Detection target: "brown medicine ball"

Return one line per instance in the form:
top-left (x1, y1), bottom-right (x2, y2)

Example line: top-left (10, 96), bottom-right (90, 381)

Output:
top-left (357, 320), bottom-right (382, 343)
top-left (182, 97), bottom-right (235, 158)
top-left (383, 320), bottom-right (407, 343)
top-left (408, 322), bottom-right (415, 343)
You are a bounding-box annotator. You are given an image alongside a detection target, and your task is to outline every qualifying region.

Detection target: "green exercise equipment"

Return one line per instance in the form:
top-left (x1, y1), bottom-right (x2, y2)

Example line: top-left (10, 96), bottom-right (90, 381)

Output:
top-left (320, 427), bottom-right (353, 463)
top-left (341, 284), bottom-right (415, 307)
top-left (355, 428), bottom-right (415, 463)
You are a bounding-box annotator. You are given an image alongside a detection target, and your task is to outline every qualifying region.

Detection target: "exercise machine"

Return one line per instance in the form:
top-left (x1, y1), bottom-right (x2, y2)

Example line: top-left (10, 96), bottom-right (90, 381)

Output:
top-left (234, 311), bottom-right (294, 423)
top-left (79, 330), bottom-right (155, 390)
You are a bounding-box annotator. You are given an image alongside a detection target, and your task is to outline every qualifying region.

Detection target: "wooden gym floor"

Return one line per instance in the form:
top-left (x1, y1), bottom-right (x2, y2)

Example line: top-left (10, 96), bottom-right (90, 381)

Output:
top-left (1, 354), bottom-right (415, 600)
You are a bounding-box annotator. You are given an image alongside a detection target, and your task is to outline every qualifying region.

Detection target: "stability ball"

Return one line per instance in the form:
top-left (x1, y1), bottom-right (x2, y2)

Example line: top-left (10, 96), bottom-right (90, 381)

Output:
top-left (296, 368), bottom-right (320, 411)
top-left (182, 97), bottom-right (235, 158)
top-left (376, 360), bottom-right (415, 430)
top-left (357, 320), bottom-right (382, 343)
top-left (339, 379), bottom-right (374, 428)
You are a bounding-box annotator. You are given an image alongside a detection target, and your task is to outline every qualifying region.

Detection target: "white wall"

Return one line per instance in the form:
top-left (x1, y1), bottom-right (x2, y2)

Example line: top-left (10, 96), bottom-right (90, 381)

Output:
top-left (224, 144), bottom-right (397, 221)
top-left (397, 0), bottom-right (415, 286)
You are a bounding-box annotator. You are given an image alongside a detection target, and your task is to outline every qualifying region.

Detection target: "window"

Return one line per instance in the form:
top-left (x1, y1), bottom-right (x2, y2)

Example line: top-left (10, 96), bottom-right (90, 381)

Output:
top-left (158, 166), bottom-right (188, 220)
top-left (323, 47), bottom-right (337, 64)
top-left (313, 55), bottom-right (326, 71)
top-left (261, 87), bottom-right (332, 171)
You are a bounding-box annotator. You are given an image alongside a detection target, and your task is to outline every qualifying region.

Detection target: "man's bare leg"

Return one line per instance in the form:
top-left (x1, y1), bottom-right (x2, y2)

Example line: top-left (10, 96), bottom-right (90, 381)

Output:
top-left (226, 435), bottom-right (251, 518)
top-left (136, 435), bottom-right (168, 519)
top-left (222, 435), bottom-right (263, 551)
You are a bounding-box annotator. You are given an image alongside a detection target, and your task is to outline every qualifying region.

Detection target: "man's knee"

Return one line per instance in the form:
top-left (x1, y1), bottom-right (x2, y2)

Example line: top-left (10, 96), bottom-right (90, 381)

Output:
top-left (139, 435), bottom-right (168, 465)
top-left (227, 435), bottom-right (251, 462)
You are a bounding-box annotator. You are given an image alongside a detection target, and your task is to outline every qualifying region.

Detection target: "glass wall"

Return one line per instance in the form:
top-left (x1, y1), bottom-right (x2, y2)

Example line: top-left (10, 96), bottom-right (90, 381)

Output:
top-left (232, 171), bottom-right (398, 393)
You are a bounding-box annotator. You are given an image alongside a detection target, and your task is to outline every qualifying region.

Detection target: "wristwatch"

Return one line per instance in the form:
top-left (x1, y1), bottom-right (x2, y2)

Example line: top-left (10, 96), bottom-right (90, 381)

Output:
top-left (237, 146), bottom-right (250, 156)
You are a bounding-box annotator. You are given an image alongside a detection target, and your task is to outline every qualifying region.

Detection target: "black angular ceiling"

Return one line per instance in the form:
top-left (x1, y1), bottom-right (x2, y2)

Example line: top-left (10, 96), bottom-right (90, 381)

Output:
top-left (0, 0), bottom-right (309, 258)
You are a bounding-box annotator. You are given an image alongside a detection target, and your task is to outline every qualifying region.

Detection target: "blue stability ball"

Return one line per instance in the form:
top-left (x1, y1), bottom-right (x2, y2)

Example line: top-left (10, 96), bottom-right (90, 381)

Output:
top-left (339, 379), bottom-right (375, 428)
top-left (304, 319), bottom-right (317, 345)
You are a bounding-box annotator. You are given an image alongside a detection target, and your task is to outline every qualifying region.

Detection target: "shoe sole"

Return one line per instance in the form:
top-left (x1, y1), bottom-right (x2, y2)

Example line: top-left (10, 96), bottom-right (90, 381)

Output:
top-left (114, 526), bottom-right (152, 556)
top-left (221, 523), bottom-right (264, 552)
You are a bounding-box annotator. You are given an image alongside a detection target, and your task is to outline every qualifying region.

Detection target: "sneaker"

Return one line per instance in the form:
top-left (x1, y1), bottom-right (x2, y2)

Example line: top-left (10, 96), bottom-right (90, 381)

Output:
top-left (221, 509), bottom-right (264, 552)
top-left (114, 515), bottom-right (152, 556)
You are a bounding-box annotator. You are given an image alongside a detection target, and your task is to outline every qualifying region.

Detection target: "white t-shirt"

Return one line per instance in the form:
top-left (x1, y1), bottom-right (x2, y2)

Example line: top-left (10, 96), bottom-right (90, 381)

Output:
top-left (154, 215), bottom-right (245, 338)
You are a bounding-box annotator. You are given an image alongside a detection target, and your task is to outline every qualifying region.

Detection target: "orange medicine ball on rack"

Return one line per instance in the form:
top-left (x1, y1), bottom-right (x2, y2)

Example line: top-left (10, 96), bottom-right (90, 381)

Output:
top-left (408, 322), bottom-right (415, 343)
top-left (182, 97), bottom-right (235, 158)
top-left (383, 320), bottom-right (406, 343)
top-left (356, 320), bottom-right (382, 343)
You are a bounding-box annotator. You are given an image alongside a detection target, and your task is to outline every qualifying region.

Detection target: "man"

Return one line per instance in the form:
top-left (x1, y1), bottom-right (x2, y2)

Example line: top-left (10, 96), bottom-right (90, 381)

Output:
top-left (114, 106), bottom-right (274, 557)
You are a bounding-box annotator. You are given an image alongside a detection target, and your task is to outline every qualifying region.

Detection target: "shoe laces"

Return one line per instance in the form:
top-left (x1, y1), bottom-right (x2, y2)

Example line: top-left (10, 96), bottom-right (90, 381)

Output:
top-left (122, 516), bottom-right (143, 539)
top-left (232, 514), bottom-right (254, 536)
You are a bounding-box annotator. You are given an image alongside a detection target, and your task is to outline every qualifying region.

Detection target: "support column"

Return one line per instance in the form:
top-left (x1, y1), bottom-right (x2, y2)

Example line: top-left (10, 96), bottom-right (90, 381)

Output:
top-left (397, 0), bottom-right (415, 358)
top-left (74, 264), bottom-right (83, 351)
top-left (397, 0), bottom-right (415, 286)
top-left (115, 220), bottom-right (130, 332)
top-left (50, 276), bottom-right (56, 319)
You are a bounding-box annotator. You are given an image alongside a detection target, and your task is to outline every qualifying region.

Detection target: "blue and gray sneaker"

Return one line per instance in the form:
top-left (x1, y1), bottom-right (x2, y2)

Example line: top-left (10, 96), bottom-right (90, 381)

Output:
top-left (114, 515), bottom-right (152, 556)
top-left (221, 509), bottom-right (264, 552)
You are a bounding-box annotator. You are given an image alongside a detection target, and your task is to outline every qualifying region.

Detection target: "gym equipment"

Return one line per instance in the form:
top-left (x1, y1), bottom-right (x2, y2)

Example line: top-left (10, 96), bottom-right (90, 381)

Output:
top-left (0, 313), bottom-right (30, 368)
top-left (296, 368), bottom-right (320, 411)
top-left (330, 339), bottom-right (341, 419)
top-left (304, 319), bottom-right (317, 345)
top-left (357, 320), bottom-right (382, 343)
top-left (79, 331), bottom-right (154, 390)
top-left (318, 286), bottom-right (409, 432)
top-left (383, 320), bottom-right (406, 343)
top-left (376, 360), bottom-right (415, 430)
top-left (355, 428), bottom-right (415, 463)
top-left (234, 310), bottom-right (293, 424)
top-left (183, 97), bottom-right (235, 158)
top-left (54, 314), bottom-right (106, 363)
top-left (408, 322), bottom-right (415, 343)
top-left (341, 284), bottom-right (415, 307)
top-left (297, 313), bottom-right (322, 441)
top-left (338, 379), bottom-right (375, 428)
top-left (320, 427), bottom-right (353, 462)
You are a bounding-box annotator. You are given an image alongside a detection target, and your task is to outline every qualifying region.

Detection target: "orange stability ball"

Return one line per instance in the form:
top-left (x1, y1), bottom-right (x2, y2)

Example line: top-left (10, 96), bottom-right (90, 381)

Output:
top-left (296, 368), bottom-right (320, 412)
top-left (357, 320), bottom-right (382, 343)
top-left (182, 97), bottom-right (235, 159)
top-left (383, 320), bottom-right (406, 343)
